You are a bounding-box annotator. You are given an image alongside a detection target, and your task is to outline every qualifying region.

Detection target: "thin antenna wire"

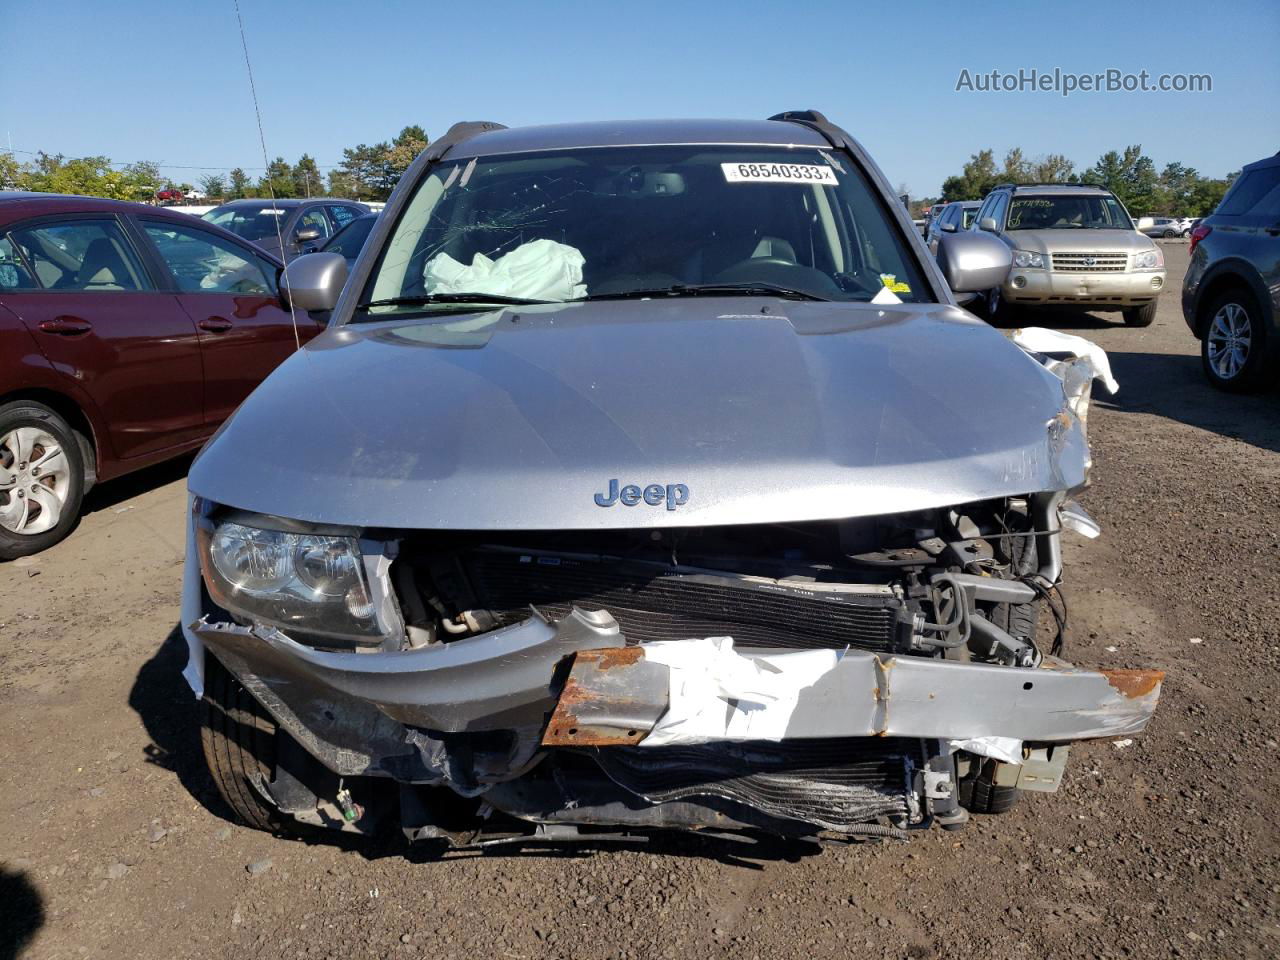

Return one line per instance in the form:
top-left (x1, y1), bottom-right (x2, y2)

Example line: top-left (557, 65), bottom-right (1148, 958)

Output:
top-left (233, 0), bottom-right (300, 350)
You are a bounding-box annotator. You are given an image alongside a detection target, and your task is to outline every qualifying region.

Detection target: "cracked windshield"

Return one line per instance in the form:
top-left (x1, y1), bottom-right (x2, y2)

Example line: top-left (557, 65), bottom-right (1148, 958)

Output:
top-left (357, 145), bottom-right (928, 317)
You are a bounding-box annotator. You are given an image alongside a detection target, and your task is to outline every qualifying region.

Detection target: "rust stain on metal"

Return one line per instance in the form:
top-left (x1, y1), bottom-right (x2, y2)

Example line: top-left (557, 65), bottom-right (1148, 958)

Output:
top-left (542, 712), bottom-right (647, 747)
top-left (576, 646), bottom-right (646, 670)
top-left (1099, 668), bottom-right (1165, 699)
top-left (541, 650), bottom-right (650, 747)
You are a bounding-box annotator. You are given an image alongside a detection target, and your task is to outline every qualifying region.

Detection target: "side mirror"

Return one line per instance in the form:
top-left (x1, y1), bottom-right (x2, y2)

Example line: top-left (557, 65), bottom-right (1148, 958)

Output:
top-left (940, 221), bottom-right (958, 233)
top-left (978, 217), bottom-right (998, 232)
top-left (281, 252), bottom-right (347, 312)
top-left (294, 226), bottom-right (322, 244)
top-left (935, 230), bottom-right (1012, 294)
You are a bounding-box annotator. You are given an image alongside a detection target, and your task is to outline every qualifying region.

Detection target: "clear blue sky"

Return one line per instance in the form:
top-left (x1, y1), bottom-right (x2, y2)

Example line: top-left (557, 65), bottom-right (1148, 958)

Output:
top-left (2, 0), bottom-right (1276, 196)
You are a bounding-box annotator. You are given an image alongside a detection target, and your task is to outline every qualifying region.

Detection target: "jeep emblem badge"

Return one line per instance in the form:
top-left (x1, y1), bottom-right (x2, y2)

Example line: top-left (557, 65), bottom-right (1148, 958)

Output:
top-left (594, 479), bottom-right (689, 511)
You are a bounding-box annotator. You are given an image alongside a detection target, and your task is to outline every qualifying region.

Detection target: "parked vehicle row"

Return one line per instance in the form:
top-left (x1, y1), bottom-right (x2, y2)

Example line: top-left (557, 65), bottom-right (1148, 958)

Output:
top-left (200, 198), bottom-right (371, 263)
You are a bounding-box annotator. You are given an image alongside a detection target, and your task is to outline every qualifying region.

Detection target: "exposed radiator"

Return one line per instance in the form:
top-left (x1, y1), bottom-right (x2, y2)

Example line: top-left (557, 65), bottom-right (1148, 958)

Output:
top-left (593, 738), bottom-right (921, 830)
top-left (455, 547), bottom-right (908, 652)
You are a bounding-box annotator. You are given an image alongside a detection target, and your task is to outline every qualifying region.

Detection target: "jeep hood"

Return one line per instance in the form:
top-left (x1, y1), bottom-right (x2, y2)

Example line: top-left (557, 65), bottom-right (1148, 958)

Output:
top-left (188, 298), bottom-right (1089, 529)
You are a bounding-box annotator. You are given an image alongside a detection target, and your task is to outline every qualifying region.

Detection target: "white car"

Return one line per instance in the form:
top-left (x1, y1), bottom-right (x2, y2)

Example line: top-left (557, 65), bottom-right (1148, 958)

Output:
top-left (185, 189), bottom-right (208, 202)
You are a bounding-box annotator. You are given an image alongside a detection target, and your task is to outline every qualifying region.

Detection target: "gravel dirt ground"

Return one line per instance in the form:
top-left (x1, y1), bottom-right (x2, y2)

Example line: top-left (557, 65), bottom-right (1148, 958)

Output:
top-left (2, 242), bottom-right (1277, 960)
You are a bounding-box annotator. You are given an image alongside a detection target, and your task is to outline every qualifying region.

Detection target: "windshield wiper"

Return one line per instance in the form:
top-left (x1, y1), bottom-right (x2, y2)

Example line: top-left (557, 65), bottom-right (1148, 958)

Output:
top-left (576, 282), bottom-right (830, 303)
top-left (356, 293), bottom-right (557, 310)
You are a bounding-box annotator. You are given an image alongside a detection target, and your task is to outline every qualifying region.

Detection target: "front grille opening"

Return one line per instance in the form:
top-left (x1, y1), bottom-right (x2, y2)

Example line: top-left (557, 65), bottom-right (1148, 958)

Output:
top-left (457, 547), bottom-right (905, 651)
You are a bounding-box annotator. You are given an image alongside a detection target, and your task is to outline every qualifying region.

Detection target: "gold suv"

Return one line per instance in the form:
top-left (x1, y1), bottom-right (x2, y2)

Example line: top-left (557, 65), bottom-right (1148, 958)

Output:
top-left (973, 183), bottom-right (1166, 326)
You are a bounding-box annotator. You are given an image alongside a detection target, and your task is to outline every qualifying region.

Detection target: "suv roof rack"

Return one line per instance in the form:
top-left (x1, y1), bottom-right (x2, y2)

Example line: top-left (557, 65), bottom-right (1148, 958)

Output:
top-left (992, 181), bottom-right (1108, 192)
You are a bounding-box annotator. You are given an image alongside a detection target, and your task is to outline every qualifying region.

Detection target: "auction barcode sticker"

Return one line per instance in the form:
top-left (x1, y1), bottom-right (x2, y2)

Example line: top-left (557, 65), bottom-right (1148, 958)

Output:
top-left (721, 162), bottom-right (838, 184)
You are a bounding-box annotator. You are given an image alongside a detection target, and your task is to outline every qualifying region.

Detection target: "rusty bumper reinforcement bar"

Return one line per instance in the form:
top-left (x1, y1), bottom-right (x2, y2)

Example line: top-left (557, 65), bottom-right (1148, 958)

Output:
top-left (543, 646), bottom-right (1163, 747)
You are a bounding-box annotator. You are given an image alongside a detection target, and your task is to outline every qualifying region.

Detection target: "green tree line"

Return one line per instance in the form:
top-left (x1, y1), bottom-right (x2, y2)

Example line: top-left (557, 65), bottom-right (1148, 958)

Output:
top-left (936, 145), bottom-right (1235, 217)
top-left (0, 125), bottom-right (429, 203)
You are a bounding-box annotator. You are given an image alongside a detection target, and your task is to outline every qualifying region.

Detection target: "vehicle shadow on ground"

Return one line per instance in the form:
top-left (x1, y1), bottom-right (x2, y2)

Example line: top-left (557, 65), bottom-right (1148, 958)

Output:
top-left (81, 452), bottom-right (195, 518)
top-left (128, 624), bottom-right (235, 825)
top-left (0, 867), bottom-right (44, 960)
top-left (129, 626), bottom-right (829, 868)
top-left (1099, 351), bottom-right (1280, 454)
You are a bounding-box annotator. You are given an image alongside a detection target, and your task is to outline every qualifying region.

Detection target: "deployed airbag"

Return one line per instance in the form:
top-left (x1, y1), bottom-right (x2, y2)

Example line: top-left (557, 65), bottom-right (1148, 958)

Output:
top-left (424, 238), bottom-right (587, 301)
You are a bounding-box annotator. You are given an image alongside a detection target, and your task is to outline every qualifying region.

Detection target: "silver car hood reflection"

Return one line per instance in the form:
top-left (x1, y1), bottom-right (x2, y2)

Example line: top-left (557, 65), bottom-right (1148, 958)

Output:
top-left (189, 298), bottom-right (1088, 529)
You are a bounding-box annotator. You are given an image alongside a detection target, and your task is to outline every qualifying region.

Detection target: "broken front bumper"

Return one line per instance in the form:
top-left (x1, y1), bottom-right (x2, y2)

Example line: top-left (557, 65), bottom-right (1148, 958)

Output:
top-left (190, 609), bottom-right (1162, 785)
top-left (542, 640), bottom-right (1162, 748)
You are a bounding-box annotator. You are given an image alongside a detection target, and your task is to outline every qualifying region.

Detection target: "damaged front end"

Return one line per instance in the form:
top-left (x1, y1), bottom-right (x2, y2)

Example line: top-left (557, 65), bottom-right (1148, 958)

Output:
top-left (183, 325), bottom-right (1162, 848)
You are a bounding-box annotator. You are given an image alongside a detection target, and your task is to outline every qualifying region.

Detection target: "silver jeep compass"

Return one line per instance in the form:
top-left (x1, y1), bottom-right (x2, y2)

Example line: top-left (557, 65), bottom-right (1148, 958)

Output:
top-left (181, 113), bottom-right (1161, 851)
top-left (974, 183), bottom-right (1167, 327)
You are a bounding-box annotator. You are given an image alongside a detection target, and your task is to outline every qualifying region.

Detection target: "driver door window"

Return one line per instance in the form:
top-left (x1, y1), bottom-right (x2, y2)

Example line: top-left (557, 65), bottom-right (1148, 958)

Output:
top-left (990, 194), bottom-right (1009, 231)
top-left (140, 218), bottom-right (313, 426)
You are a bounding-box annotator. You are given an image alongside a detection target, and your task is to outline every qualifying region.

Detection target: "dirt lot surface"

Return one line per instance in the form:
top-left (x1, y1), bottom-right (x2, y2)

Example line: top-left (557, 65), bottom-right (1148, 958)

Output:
top-left (2, 242), bottom-right (1277, 960)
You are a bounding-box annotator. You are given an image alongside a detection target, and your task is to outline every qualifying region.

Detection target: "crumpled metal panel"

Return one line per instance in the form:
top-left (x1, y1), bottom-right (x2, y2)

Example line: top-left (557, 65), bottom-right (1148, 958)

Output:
top-left (194, 607), bottom-right (624, 735)
top-left (543, 644), bottom-right (1163, 748)
top-left (187, 299), bottom-right (1088, 530)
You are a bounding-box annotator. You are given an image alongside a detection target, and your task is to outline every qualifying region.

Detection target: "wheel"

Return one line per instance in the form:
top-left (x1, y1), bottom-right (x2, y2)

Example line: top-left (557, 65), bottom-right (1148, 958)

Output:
top-left (0, 402), bottom-right (85, 560)
top-left (1162, 228), bottom-right (1178, 238)
top-left (1200, 287), bottom-right (1271, 392)
top-left (1123, 302), bottom-right (1157, 327)
top-left (984, 286), bottom-right (1016, 326)
top-left (201, 653), bottom-right (297, 833)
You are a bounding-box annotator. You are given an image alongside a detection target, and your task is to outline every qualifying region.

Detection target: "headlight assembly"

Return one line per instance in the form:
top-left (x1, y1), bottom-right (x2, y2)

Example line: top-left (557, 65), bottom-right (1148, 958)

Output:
top-left (1012, 249), bottom-right (1045, 268)
top-left (1133, 248), bottom-right (1164, 270)
top-left (197, 511), bottom-right (396, 645)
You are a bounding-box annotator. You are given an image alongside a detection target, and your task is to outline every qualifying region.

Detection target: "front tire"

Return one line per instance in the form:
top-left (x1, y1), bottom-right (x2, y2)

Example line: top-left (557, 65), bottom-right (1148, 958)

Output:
top-left (1123, 302), bottom-right (1157, 327)
top-left (984, 286), bottom-right (1016, 327)
top-left (0, 402), bottom-right (85, 560)
top-left (1200, 288), bottom-right (1271, 392)
top-left (201, 653), bottom-right (297, 833)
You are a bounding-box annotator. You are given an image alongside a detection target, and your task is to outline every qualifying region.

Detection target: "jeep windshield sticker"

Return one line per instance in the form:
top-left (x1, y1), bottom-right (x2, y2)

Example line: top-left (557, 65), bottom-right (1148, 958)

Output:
top-left (721, 162), bottom-right (837, 185)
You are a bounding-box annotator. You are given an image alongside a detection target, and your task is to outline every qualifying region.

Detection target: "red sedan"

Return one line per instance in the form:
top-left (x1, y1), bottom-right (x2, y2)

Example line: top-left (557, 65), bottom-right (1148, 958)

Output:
top-left (0, 192), bottom-right (326, 558)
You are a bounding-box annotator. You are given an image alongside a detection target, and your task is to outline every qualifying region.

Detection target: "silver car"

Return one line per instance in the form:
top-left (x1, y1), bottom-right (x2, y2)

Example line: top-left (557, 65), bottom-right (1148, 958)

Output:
top-left (926, 200), bottom-right (983, 253)
top-left (973, 183), bottom-right (1167, 327)
top-left (1140, 216), bottom-right (1190, 239)
top-left (181, 114), bottom-right (1162, 850)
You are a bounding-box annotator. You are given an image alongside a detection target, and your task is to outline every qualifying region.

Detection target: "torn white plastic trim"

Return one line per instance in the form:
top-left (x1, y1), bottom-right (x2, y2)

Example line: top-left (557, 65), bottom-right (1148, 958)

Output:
top-left (639, 637), bottom-right (840, 746)
top-left (1011, 327), bottom-right (1119, 395)
top-left (946, 736), bottom-right (1023, 765)
top-left (180, 495), bottom-right (206, 699)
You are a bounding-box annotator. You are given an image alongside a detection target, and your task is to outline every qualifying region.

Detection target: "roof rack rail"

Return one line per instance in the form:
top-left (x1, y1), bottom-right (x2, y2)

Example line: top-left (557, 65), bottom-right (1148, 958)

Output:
top-left (432, 121), bottom-right (507, 156)
top-left (992, 181), bottom-right (1108, 191)
top-left (768, 110), bottom-right (832, 125)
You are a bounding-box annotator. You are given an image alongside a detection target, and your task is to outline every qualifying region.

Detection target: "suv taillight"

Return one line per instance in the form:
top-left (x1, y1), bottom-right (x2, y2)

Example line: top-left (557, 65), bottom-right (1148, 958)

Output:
top-left (1189, 224), bottom-right (1211, 255)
